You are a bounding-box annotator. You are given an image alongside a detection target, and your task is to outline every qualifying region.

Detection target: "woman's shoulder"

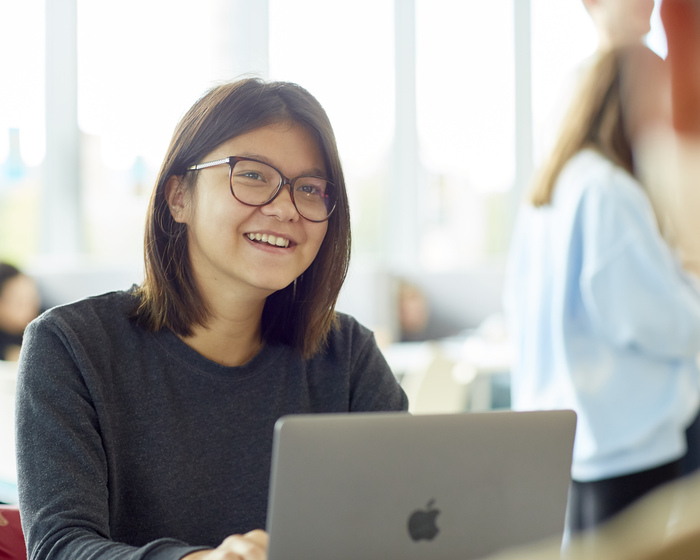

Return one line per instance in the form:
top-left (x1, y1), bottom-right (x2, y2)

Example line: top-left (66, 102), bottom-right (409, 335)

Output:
top-left (32, 287), bottom-right (140, 335)
top-left (20, 288), bottom-right (147, 376)
top-left (557, 149), bottom-right (649, 210)
top-left (328, 311), bottom-right (374, 341)
top-left (561, 150), bottom-right (633, 189)
top-left (558, 151), bottom-right (664, 261)
top-left (330, 311), bottom-right (374, 338)
top-left (317, 312), bottom-right (378, 359)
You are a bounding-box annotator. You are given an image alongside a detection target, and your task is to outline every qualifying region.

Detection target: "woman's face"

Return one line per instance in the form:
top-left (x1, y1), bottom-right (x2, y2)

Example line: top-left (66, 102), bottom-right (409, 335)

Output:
top-left (168, 122), bottom-right (329, 301)
top-left (0, 274), bottom-right (40, 335)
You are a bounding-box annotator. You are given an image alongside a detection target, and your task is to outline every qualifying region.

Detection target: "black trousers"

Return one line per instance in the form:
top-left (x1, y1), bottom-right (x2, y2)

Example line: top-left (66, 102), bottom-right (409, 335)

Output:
top-left (567, 458), bottom-right (682, 534)
top-left (681, 408), bottom-right (700, 476)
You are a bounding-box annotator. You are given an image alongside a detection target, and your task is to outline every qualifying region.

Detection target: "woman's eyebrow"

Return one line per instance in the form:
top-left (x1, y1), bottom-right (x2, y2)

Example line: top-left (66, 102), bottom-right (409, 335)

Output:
top-left (237, 152), bottom-right (327, 177)
top-left (236, 151), bottom-right (270, 162)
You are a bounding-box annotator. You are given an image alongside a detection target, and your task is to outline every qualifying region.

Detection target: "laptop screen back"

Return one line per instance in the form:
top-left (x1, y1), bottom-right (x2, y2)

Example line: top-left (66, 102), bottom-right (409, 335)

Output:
top-left (266, 410), bottom-right (576, 560)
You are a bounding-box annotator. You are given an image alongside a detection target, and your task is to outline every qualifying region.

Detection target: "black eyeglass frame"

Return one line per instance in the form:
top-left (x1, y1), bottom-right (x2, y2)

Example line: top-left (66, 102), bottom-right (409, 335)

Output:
top-left (186, 156), bottom-right (337, 223)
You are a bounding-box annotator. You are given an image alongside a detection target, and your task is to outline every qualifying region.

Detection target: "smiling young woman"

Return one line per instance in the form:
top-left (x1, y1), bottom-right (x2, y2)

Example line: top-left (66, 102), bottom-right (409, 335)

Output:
top-left (15, 78), bottom-right (408, 560)
top-left (159, 122), bottom-right (331, 367)
top-left (136, 80), bottom-right (352, 361)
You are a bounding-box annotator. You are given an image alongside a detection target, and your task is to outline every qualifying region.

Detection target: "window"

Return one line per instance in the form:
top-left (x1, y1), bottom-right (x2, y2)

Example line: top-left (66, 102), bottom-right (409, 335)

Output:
top-left (0, 0), bottom-right (45, 263)
top-left (416, 0), bottom-right (515, 269)
top-left (77, 0), bottom-right (230, 260)
top-left (1, 1), bottom-right (667, 273)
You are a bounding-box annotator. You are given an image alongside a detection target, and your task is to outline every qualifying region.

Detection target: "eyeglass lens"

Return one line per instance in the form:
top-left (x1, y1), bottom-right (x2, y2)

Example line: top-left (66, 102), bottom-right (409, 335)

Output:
top-left (231, 160), bottom-right (334, 221)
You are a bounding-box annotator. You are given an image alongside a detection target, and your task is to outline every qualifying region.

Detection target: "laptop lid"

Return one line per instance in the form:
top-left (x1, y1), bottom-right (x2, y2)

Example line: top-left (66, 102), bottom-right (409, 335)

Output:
top-left (266, 409), bottom-right (576, 560)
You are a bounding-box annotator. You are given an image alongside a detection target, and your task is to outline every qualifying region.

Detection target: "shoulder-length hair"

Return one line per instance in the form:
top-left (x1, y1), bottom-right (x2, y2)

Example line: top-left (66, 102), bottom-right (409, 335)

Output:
top-left (529, 45), bottom-right (659, 207)
top-left (133, 78), bottom-right (351, 359)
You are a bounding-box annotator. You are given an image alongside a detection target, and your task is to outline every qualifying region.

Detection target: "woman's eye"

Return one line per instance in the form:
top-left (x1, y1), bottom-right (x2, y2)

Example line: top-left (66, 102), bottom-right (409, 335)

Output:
top-left (299, 184), bottom-right (317, 195)
top-left (296, 182), bottom-right (326, 197)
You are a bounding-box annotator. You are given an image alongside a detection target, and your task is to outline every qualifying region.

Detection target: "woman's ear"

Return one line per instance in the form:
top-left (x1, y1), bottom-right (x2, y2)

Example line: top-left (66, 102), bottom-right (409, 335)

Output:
top-left (165, 175), bottom-right (188, 223)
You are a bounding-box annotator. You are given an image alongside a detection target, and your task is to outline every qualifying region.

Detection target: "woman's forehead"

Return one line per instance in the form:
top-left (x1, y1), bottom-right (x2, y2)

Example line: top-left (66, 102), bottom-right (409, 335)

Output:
top-left (209, 123), bottom-right (326, 174)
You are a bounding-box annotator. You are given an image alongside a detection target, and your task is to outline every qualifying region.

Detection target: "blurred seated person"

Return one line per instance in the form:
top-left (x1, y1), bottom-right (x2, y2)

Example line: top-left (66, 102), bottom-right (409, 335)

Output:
top-left (396, 279), bottom-right (466, 342)
top-left (398, 280), bottom-right (430, 342)
top-left (0, 262), bottom-right (41, 361)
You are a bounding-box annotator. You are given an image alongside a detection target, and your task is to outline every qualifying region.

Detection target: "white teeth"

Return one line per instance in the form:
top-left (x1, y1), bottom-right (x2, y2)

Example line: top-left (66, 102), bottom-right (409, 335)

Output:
top-left (246, 233), bottom-right (290, 248)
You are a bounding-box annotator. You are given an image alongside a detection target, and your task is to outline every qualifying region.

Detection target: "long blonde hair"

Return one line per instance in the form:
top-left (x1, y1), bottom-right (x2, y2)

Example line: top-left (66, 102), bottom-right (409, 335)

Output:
top-left (529, 47), bottom-right (637, 207)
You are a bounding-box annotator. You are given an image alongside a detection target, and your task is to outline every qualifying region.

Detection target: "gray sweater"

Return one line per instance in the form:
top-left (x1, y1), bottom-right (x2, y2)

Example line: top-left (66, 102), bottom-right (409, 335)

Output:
top-left (15, 289), bottom-right (408, 560)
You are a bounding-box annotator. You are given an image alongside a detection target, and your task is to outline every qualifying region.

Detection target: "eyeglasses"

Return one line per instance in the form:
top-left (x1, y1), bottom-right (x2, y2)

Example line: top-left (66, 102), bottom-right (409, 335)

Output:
top-left (186, 156), bottom-right (337, 222)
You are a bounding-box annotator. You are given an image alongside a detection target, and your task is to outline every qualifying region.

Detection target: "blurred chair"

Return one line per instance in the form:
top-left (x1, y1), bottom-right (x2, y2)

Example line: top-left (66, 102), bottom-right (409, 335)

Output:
top-left (0, 504), bottom-right (27, 560)
top-left (400, 342), bottom-right (471, 414)
top-left (486, 468), bottom-right (700, 560)
top-left (638, 528), bottom-right (700, 560)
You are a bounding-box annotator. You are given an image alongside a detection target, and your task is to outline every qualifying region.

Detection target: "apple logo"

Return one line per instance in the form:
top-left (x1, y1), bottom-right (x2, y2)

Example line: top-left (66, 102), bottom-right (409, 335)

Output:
top-left (407, 498), bottom-right (441, 541)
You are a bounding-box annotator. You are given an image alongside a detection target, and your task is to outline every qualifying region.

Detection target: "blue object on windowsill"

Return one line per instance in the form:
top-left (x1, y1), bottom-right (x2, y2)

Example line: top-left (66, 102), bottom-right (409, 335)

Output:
top-left (0, 478), bottom-right (18, 505)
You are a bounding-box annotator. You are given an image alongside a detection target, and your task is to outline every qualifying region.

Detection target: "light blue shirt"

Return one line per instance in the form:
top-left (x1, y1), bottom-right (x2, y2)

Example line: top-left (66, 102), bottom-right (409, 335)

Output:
top-left (504, 149), bottom-right (700, 482)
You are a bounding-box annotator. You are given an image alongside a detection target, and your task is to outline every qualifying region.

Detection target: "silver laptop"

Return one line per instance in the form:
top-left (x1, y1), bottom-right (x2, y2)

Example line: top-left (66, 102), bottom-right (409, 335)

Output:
top-left (266, 409), bottom-right (576, 560)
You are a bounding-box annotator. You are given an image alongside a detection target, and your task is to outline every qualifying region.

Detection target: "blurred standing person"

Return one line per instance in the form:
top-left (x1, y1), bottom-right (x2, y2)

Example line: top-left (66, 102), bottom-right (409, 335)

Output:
top-left (0, 262), bottom-right (40, 361)
top-left (503, 45), bottom-right (700, 535)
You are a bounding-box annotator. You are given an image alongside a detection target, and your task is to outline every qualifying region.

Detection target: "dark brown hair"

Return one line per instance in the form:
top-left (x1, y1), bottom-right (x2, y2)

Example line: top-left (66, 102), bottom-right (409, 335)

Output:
top-left (529, 46), bottom-right (652, 207)
top-left (133, 78), bottom-right (351, 358)
top-left (0, 262), bottom-right (21, 293)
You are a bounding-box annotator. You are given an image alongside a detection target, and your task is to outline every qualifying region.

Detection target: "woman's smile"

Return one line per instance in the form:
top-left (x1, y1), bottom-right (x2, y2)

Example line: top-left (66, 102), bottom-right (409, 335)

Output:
top-left (245, 231), bottom-right (294, 249)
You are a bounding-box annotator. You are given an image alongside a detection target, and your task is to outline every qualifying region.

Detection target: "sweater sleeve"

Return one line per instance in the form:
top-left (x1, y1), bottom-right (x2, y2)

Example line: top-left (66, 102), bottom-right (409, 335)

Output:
top-left (15, 316), bottom-right (206, 560)
top-left (579, 175), bottom-right (700, 359)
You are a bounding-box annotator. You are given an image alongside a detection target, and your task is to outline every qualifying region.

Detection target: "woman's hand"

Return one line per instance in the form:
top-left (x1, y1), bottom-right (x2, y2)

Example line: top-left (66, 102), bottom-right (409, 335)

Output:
top-left (182, 529), bottom-right (268, 560)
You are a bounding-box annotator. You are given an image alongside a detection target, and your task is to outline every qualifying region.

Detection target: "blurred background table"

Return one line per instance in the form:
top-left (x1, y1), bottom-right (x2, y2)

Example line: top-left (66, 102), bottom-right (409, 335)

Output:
top-left (382, 314), bottom-right (512, 414)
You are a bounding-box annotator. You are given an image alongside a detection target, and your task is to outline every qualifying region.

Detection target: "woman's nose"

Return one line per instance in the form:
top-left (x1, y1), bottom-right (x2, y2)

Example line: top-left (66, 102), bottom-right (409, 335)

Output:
top-left (260, 183), bottom-right (300, 222)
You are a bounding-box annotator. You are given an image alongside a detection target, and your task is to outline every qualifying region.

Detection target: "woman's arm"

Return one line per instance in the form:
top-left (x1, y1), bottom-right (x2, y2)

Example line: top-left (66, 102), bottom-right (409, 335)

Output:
top-left (635, 0), bottom-right (700, 278)
top-left (579, 177), bottom-right (700, 358)
top-left (15, 317), bottom-right (204, 560)
top-left (662, 0), bottom-right (700, 136)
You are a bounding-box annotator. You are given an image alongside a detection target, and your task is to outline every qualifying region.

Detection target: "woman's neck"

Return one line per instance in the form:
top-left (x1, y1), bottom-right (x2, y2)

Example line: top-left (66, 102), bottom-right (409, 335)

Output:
top-left (179, 293), bottom-right (267, 367)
